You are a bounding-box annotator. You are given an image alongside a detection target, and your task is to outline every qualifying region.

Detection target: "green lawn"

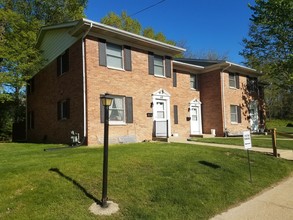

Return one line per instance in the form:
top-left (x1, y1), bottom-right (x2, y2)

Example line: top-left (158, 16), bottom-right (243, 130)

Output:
top-left (0, 142), bottom-right (292, 219)
top-left (191, 136), bottom-right (293, 150)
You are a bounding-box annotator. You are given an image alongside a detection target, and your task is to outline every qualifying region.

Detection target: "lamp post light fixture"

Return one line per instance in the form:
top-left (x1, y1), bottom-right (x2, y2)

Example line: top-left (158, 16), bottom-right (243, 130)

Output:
top-left (100, 93), bottom-right (113, 208)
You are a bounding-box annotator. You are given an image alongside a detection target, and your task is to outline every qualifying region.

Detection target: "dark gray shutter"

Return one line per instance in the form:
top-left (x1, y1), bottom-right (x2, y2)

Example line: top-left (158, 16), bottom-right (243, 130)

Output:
top-left (100, 96), bottom-right (105, 123)
top-left (57, 101), bottom-right (61, 120)
top-left (174, 105), bottom-right (178, 124)
top-left (27, 111), bottom-right (31, 128)
top-left (57, 56), bottom-right (61, 76)
top-left (148, 52), bottom-right (154, 75)
top-left (124, 46), bottom-right (132, 71)
top-left (65, 99), bottom-right (70, 119)
top-left (236, 74), bottom-right (240, 89)
top-left (237, 105), bottom-right (242, 123)
top-left (125, 97), bottom-right (133, 123)
top-left (165, 56), bottom-right (172, 78)
top-left (63, 49), bottom-right (69, 73)
top-left (173, 70), bottom-right (177, 87)
top-left (99, 39), bottom-right (107, 66)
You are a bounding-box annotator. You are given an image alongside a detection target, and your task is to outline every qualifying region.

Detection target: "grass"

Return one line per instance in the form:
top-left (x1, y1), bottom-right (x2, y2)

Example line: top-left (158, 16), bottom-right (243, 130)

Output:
top-left (191, 136), bottom-right (293, 150)
top-left (0, 142), bottom-right (293, 220)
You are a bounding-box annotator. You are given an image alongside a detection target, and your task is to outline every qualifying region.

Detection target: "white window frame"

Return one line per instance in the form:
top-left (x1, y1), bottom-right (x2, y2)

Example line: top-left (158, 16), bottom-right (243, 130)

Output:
top-left (190, 74), bottom-right (198, 90)
top-left (229, 73), bottom-right (236, 88)
top-left (230, 105), bottom-right (238, 124)
top-left (109, 96), bottom-right (126, 125)
top-left (154, 55), bottom-right (165, 77)
top-left (106, 43), bottom-right (124, 70)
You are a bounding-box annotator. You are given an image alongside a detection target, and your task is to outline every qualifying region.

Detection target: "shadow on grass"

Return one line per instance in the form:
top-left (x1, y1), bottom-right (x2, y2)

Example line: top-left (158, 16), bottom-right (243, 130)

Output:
top-left (199, 161), bottom-right (221, 169)
top-left (49, 168), bottom-right (101, 205)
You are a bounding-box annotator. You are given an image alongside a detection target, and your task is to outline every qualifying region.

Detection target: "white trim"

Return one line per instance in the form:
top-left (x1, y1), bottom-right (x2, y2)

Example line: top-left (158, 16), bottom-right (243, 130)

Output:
top-left (189, 99), bottom-right (202, 135)
top-left (152, 89), bottom-right (171, 137)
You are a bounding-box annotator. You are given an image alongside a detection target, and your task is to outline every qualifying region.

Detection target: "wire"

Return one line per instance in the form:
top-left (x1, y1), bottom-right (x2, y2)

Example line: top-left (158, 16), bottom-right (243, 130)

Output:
top-left (130, 0), bottom-right (166, 17)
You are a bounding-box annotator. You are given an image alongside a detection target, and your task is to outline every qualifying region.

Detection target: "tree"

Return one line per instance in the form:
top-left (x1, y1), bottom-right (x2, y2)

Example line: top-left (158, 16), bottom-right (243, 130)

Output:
top-left (241, 0), bottom-right (293, 119)
top-left (101, 11), bottom-right (176, 45)
top-left (0, 0), bottom-right (88, 139)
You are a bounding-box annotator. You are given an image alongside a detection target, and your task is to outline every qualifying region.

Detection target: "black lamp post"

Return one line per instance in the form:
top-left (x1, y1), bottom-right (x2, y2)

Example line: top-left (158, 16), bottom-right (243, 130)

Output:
top-left (100, 93), bottom-right (113, 208)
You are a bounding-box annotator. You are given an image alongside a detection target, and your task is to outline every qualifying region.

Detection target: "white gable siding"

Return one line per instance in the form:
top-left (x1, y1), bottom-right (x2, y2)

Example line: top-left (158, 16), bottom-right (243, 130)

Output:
top-left (39, 28), bottom-right (79, 66)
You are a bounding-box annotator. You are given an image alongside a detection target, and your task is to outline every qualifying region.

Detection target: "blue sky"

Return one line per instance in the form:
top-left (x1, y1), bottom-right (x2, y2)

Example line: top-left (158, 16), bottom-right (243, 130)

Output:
top-left (85, 0), bottom-right (255, 64)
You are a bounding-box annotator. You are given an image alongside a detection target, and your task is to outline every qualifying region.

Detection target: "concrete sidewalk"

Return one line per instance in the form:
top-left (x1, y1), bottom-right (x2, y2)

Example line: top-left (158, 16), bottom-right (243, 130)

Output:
top-left (169, 139), bottom-right (293, 219)
top-left (211, 174), bottom-right (293, 220)
top-left (169, 138), bottom-right (293, 160)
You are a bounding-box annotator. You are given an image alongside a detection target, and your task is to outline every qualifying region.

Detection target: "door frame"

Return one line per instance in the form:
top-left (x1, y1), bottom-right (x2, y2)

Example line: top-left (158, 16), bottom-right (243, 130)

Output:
top-left (189, 99), bottom-right (202, 135)
top-left (152, 89), bottom-right (171, 137)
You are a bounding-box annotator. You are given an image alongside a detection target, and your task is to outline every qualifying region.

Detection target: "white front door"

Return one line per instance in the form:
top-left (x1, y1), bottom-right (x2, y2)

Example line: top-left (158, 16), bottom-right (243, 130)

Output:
top-left (190, 99), bottom-right (202, 135)
top-left (190, 106), bottom-right (200, 134)
top-left (249, 101), bottom-right (259, 132)
top-left (154, 100), bottom-right (168, 137)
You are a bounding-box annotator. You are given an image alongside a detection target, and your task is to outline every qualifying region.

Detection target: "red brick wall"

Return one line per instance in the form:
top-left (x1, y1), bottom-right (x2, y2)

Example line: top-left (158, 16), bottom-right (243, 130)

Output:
top-left (85, 36), bottom-right (200, 145)
top-left (27, 40), bottom-right (84, 144)
top-left (199, 70), bottom-right (224, 136)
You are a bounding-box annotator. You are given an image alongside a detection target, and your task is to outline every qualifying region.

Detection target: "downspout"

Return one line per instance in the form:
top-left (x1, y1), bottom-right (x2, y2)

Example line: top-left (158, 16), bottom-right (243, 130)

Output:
top-left (221, 63), bottom-right (232, 135)
top-left (82, 23), bottom-right (93, 140)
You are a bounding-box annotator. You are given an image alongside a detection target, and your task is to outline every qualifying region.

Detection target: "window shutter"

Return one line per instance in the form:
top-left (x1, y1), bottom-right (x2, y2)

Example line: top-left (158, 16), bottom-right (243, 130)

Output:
top-left (125, 97), bottom-right (133, 123)
top-left (124, 46), bottom-right (132, 71)
top-left (57, 56), bottom-right (61, 76)
top-left (165, 56), bottom-right (172, 78)
top-left (63, 49), bottom-right (69, 73)
top-left (236, 74), bottom-right (240, 89)
top-left (27, 111), bottom-right (31, 129)
top-left (66, 99), bottom-right (70, 119)
top-left (57, 101), bottom-right (61, 120)
top-left (173, 70), bottom-right (177, 87)
top-left (99, 39), bottom-right (107, 66)
top-left (148, 52), bottom-right (154, 75)
top-left (100, 96), bottom-right (105, 123)
top-left (237, 105), bottom-right (242, 123)
top-left (174, 105), bottom-right (178, 124)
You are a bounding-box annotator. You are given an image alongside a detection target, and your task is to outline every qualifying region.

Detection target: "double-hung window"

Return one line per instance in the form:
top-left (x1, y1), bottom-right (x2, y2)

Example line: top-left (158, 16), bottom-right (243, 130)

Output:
top-left (230, 105), bottom-right (241, 123)
top-left (229, 73), bottom-right (239, 88)
top-left (106, 43), bottom-right (123, 69)
top-left (154, 55), bottom-right (164, 76)
top-left (57, 99), bottom-right (70, 120)
top-left (190, 74), bottom-right (198, 90)
top-left (57, 49), bottom-right (69, 76)
top-left (109, 96), bottom-right (125, 124)
top-left (100, 95), bottom-right (133, 124)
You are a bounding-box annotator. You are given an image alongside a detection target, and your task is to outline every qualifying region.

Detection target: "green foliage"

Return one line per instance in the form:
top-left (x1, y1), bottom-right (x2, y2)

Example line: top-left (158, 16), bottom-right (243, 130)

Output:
top-left (101, 11), bottom-right (176, 46)
top-left (0, 0), bottom-right (88, 138)
top-left (241, 0), bottom-right (293, 119)
top-left (0, 142), bottom-right (292, 219)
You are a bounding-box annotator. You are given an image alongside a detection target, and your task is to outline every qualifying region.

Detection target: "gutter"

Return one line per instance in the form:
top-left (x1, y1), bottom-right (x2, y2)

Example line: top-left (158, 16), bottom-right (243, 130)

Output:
top-left (221, 63), bottom-right (232, 132)
top-left (82, 22), bottom-right (93, 141)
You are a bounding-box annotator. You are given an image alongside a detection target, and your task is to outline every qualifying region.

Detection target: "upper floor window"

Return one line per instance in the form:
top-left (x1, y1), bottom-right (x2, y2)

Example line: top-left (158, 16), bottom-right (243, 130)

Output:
top-left (154, 55), bottom-right (164, 76)
top-left (230, 105), bottom-right (241, 123)
top-left (190, 74), bottom-right (198, 90)
top-left (148, 52), bottom-right (171, 78)
top-left (57, 99), bottom-right (70, 120)
top-left (106, 43), bottom-right (123, 69)
top-left (57, 49), bottom-right (69, 76)
top-left (99, 40), bottom-right (132, 71)
top-left (229, 73), bottom-right (240, 89)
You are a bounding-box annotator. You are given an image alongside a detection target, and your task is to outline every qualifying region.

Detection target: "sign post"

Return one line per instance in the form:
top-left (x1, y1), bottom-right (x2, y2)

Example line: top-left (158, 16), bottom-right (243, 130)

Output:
top-left (243, 131), bottom-right (252, 183)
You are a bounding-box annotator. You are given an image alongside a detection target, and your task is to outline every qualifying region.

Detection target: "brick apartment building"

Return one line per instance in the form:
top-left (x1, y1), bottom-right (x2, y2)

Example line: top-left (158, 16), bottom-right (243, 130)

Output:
top-left (26, 18), bottom-right (265, 145)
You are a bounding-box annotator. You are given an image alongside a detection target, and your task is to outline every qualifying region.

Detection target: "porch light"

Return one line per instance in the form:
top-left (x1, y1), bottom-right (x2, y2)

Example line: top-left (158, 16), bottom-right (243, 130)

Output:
top-left (101, 93), bottom-right (113, 107)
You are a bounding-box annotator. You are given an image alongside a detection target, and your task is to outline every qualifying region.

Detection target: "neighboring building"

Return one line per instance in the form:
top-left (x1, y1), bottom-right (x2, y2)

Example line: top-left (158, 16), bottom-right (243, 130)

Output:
top-left (26, 19), bottom-right (265, 145)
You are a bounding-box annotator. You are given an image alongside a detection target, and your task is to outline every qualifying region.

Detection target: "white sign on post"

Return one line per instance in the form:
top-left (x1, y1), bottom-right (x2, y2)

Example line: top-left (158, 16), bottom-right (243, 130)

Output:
top-left (243, 130), bottom-right (252, 149)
